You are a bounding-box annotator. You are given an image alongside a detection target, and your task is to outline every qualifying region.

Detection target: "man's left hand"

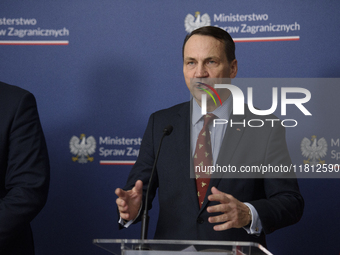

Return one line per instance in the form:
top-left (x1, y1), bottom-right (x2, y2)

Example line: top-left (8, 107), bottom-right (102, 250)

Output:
top-left (207, 187), bottom-right (251, 231)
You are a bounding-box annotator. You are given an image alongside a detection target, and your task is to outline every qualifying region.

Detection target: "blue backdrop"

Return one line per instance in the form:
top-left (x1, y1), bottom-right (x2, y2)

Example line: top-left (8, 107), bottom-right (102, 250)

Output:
top-left (1, 1), bottom-right (339, 254)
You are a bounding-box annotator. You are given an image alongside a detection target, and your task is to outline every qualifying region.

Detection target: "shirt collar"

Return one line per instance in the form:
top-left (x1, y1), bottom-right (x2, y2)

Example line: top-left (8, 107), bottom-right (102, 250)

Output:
top-left (192, 95), bottom-right (233, 125)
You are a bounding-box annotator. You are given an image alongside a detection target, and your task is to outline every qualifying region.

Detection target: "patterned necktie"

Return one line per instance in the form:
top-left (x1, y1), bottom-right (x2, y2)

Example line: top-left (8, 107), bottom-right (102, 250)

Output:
top-left (194, 113), bottom-right (215, 208)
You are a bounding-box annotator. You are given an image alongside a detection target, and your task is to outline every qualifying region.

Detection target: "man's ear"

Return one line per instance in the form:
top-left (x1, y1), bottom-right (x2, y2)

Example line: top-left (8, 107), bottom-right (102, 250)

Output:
top-left (229, 59), bottom-right (238, 78)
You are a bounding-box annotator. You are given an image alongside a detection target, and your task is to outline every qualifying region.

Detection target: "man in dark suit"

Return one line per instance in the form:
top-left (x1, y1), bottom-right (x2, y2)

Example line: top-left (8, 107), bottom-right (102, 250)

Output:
top-left (0, 81), bottom-right (50, 254)
top-left (115, 26), bottom-right (303, 246)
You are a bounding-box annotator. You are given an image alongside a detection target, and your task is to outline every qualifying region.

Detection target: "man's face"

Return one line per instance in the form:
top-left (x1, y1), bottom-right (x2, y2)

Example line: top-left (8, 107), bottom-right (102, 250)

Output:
top-left (183, 34), bottom-right (237, 108)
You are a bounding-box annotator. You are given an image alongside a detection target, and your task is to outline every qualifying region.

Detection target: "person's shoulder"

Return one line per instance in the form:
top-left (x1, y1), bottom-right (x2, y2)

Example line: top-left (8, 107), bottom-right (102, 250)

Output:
top-left (0, 81), bottom-right (33, 99)
top-left (0, 82), bottom-right (36, 113)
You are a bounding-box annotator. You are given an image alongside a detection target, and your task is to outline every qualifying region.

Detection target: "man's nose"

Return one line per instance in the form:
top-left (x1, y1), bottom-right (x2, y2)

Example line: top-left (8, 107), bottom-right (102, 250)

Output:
top-left (195, 63), bottom-right (208, 78)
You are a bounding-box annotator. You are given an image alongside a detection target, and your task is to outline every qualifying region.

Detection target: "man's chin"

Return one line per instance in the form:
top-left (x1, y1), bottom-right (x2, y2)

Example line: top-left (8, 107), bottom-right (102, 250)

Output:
top-left (191, 89), bottom-right (206, 103)
top-left (192, 94), bottom-right (218, 109)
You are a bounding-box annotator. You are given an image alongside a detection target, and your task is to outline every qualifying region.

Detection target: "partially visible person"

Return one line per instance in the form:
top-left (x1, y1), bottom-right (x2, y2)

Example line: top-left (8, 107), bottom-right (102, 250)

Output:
top-left (115, 26), bottom-right (303, 247)
top-left (0, 81), bottom-right (50, 254)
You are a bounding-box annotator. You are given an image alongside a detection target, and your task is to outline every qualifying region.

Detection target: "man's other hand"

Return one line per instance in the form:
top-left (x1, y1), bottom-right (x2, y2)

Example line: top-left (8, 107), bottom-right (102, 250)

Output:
top-left (207, 187), bottom-right (251, 231)
top-left (115, 180), bottom-right (143, 221)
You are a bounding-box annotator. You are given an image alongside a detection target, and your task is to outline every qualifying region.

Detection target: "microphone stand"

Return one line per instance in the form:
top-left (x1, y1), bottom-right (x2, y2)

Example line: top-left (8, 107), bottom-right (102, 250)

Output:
top-left (135, 125), bottom-right (173, 250)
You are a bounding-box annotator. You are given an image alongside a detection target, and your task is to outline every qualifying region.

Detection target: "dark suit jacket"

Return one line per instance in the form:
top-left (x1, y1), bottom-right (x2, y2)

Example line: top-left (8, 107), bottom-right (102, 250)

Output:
top-left (0, 82), bottom-right (50, 254)
top-left (124, 101), bottom-right (304, 247)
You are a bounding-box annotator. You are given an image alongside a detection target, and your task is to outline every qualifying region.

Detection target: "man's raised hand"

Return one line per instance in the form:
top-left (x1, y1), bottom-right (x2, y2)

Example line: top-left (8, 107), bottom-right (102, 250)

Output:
top-left (115, 180), bottom-right (143, 221)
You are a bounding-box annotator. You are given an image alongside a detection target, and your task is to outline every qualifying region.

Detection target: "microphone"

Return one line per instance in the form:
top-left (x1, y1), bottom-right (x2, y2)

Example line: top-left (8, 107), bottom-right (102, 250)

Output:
top-left (137, 125), bottom-right (173, 249)
top-left (163, 125), bottom-right (173, 136)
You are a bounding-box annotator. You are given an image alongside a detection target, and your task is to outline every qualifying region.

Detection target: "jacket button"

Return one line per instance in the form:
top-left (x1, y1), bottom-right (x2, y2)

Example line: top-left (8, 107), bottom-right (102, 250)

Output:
top-left (197, 217), bottom-right (204, 224)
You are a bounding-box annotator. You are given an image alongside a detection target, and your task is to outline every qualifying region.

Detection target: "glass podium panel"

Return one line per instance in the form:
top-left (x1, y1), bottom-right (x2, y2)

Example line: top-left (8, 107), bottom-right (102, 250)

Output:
top-left (93, 239), bottom-right (273, 255)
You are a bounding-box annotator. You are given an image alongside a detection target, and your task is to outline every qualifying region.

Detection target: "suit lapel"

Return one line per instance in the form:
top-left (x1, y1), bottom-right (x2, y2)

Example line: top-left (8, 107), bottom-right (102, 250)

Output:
top-left (175, 103), bottom-right (201, 211)
top-left (174, 104), bottom-right (190, 170)
top-left (215, 113), bottom-right (247, 171)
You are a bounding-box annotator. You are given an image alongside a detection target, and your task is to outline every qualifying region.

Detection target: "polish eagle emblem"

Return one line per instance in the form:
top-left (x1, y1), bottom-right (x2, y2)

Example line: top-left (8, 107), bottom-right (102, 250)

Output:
top-left (301, 135), bottom-right (327, 166)
top-left (70, 134), bottom-right (96, 163)
top-left (184, 11), bottom-right (211, 33)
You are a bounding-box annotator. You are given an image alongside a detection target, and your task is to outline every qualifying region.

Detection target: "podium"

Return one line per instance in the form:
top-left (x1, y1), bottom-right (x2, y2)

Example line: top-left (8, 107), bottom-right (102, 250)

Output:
top-left (93, 239), bottom-right (273, 255)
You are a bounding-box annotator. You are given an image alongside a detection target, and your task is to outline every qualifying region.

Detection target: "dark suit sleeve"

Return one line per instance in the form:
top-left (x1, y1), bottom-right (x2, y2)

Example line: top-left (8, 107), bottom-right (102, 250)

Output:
top-left (122, 113), bottom-right (159, 224)
top-left (248, 122), bottom-right (304, 234)
top-left (0, 91), bottom-right (50, 247)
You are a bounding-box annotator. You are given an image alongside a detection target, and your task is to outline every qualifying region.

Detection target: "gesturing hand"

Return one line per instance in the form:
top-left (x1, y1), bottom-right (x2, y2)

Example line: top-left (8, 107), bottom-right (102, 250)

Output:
top-left (115, 180), bottom-right (143, 221)
top-left (207, 187), bottom-right (251, 231)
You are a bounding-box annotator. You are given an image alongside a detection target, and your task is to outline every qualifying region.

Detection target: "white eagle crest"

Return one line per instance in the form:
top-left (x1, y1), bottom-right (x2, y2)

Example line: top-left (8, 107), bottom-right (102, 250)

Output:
top-left (184, 12), bottom-right (211, 33)
top-left (301, 135), bottom-right (327, 166)
top-left (70, 134), bottom-right (96, 163)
